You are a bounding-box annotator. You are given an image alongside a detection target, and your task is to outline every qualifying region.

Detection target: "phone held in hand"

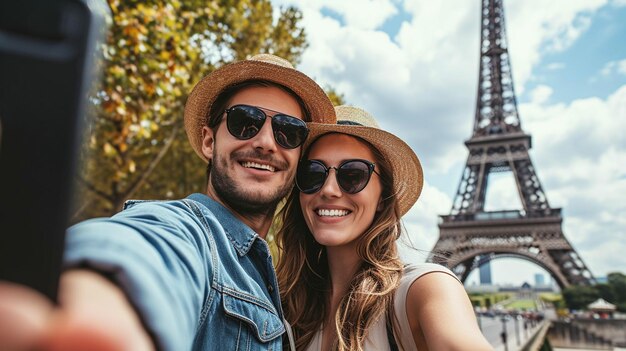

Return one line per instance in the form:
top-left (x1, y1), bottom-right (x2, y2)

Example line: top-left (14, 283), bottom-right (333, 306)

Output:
top-left (0, 0), bottom-right (109, 302)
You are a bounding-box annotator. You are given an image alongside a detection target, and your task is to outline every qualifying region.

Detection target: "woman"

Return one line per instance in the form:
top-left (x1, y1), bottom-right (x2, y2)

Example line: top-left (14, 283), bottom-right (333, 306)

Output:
top-left (276, 106), bottom-right (492, 351)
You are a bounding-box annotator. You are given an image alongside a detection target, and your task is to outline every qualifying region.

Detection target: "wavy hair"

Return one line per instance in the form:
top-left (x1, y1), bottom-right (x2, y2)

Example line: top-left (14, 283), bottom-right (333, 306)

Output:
top-left (276, 135), bottom-right (404, 351)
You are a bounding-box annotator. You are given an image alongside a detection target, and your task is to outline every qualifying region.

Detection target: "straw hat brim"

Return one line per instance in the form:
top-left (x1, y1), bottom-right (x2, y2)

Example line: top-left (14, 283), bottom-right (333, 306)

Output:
top-left (184, 59), bottom-right (336, 162)
top-left (304, 123), bottom-right (423, 217)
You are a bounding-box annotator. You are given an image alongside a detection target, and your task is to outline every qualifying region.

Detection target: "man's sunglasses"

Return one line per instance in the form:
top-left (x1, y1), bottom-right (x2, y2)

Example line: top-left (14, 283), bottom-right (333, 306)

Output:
top-left (296, 159), bottom-right (379, 194)
top-left (223, 104), bottom-right (309, 149)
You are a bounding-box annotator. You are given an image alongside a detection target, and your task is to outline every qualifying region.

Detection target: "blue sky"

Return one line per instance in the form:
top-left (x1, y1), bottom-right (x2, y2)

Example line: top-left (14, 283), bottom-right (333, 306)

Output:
top-left (272, 0), bottom-right (626, 286)
top-left (524, 4), bottom-right (626, 104)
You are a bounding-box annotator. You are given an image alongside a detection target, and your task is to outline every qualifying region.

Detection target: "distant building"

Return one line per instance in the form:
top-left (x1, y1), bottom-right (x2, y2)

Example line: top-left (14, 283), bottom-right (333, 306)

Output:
top-left (535, 273), bottom-right (545, 286)
top-left (479, 261), bottom-right (492, 285)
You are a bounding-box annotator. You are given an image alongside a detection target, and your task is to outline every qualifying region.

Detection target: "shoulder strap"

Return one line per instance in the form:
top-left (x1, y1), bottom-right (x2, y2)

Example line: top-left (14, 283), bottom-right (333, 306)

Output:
top-left (386, 308), bottom-right (399, 351)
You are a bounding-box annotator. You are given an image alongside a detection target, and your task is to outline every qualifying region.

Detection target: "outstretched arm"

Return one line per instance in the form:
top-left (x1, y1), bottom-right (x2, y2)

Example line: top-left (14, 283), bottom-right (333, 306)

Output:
top-left (1, 200), bottom-right (213, 351)
top-left (406, 272), bottom-right (493, 351)
top-left (0, 270), bottom-right (154, 351)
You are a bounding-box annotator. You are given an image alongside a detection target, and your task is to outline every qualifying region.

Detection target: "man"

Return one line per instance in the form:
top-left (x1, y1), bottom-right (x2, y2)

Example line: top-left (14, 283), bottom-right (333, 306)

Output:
top-left (0, 54), bottom-right (335, 351)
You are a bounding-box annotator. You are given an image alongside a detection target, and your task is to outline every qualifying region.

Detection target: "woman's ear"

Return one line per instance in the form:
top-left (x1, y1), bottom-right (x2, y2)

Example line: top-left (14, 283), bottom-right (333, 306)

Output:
top-left (201, 126), bottom-right (214, 161)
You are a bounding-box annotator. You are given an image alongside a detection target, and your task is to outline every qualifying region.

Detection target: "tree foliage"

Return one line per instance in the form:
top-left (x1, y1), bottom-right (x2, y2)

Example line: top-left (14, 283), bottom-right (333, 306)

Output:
top-left (561, 272), bottom-right (626, 312)
top-left (325, 85), bottom-right (345, 107)
top-left (73, 0), bottom-right (312, 221)
top-left (607, 272), bottom-right (626, 311)
top-left (562, 285), bottom-right (601, 311)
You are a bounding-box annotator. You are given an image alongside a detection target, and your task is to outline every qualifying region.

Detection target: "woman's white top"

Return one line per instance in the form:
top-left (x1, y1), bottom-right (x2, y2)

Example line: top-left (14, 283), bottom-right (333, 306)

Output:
top-left (304, 263), bottom-right (458, 351)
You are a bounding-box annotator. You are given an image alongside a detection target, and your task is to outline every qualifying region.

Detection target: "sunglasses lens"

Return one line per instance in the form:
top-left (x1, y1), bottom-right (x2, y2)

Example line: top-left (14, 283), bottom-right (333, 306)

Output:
top-left (226, 105), bottom-right (265, 140)
top-left (296, 160), bottom-right (327, 194)
top-left (296, 159), bottom-right (375, 195)
top-left (225, 105), bottom-right (307, 149)
top-left (272, 115), bottom-right (309, 149)
top-left (337, 160), bottom-right (372, 194)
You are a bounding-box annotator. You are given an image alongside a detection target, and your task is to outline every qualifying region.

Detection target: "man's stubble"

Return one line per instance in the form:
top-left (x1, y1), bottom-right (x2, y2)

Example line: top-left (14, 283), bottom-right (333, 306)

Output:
top-left (210, 148), bottom-right (294, 218)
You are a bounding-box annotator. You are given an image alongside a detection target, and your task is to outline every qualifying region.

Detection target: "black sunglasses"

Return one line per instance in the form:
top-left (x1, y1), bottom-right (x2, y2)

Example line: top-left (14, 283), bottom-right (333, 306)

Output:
top-left (296, 159), bottom-right (379, 194)
top-left (223, 104), bottom-right (309, 149)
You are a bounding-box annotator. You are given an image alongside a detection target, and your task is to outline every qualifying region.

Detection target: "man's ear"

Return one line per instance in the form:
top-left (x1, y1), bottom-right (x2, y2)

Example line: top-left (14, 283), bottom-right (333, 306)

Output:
top-left (201, 126), bottom-right (214, 161)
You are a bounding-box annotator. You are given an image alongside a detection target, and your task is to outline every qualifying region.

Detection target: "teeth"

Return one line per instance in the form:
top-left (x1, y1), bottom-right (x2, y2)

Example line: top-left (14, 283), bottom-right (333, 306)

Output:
top-left (242, 161), bottom-right (275, 172)
top-left (317, 209), bottom-right (350, 217)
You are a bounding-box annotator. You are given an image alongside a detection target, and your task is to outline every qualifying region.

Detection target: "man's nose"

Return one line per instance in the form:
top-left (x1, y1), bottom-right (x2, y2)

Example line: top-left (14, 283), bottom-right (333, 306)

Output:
top-left (250, 118), bottom-right (277, 152)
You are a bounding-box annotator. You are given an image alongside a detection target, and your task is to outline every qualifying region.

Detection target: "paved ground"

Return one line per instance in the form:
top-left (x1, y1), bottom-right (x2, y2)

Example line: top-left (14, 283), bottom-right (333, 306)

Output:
top-left (479, 315), bottom-right (544, 351)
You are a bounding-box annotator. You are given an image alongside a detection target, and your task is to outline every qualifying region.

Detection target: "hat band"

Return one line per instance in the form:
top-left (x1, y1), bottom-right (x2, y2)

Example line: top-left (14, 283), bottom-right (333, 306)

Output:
top-left (338, 120), bottom-right (364, 126)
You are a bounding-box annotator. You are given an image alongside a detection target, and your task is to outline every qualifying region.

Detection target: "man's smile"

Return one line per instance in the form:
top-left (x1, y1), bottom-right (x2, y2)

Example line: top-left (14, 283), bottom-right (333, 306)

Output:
top-left (240, 161), bottom-right (276, 172)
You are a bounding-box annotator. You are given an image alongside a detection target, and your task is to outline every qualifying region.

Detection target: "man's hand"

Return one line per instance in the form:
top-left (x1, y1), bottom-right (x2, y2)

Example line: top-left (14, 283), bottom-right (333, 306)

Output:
top-left (0, 270), bottom-right (155, 351)
top-left (0, 281), bottom-right (52, 350)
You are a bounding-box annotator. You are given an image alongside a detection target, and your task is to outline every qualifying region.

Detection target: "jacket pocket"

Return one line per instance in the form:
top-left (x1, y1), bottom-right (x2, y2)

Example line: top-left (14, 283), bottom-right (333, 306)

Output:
top-left (222, 293), bottom-right (285, 343)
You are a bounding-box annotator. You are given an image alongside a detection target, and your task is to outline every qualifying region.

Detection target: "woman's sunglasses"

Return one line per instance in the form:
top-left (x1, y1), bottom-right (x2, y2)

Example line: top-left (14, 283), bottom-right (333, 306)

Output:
top-left (296, 159), bottom-right (379, 194)
top-left (223, 104), bottom-right (309, 149)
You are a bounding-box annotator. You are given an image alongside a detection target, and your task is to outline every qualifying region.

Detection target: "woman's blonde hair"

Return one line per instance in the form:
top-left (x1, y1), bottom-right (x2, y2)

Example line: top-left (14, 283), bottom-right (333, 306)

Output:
top-left (276, 135), bottom-right (404, 351)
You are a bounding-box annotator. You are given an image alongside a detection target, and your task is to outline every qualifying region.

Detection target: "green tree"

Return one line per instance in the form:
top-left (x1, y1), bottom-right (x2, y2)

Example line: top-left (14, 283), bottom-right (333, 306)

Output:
top-left (607, 272), bottom-right (626, 311)
top-left (73, 0), bottom-right (311, 221)
top-left (561, 285), bottom-right (599, 311)
top-left (595, 283), bottom-right (615, 304)
top-left (560, 273), bottom-right (626, 312)
top-left (325, 85), bottom-right (346, 106)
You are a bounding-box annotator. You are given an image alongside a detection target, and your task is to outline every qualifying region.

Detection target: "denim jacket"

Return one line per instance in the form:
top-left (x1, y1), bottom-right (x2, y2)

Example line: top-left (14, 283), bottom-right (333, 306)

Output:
top-left (64, 193), bottom-right (289, 351)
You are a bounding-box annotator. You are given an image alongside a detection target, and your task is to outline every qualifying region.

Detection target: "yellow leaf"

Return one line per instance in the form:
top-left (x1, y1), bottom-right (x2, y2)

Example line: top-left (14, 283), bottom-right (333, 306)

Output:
top-left (109, 65), bottom-right (124, 77)
top-left (116, 105), bottom-right (126, 115)
top-left (145, 83), bottom-right (156, 96)
top-left (103, 143), bottom-right (115, 156)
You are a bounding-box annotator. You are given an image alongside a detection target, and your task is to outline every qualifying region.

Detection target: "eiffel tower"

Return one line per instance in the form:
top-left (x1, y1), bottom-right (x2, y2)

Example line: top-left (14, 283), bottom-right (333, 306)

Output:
top-left (428, 0), bottom-right (595, 288)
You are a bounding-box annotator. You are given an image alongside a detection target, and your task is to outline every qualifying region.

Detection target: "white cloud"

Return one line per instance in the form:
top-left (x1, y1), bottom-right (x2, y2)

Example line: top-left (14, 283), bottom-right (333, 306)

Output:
top-left (399, 181), bottom-right (452, 262)
top-left (521, 85), bottom-right (626, 162)
top-left (327, 0), bottom-right (397, 30)
top-left (530, 85), bottom-right (554, 104)
top-left (271, 0), bottom-right (397, 30)
top-left (600, 59), bottom-right (626, 76)
top-left (503, 0), bottom-right (606, 92)
top-left (601, 62), bottom-right (615, 76)
top-left (611, 0), bottom-right (626, 6)
top-left (546, 62), bottom-right (565, 71)
top-left (518, 85), bottom-right (626, 276)
top-left (619, 61), bottom-right (626, 74)
top-left (483, 172), bottom-right (524, 212)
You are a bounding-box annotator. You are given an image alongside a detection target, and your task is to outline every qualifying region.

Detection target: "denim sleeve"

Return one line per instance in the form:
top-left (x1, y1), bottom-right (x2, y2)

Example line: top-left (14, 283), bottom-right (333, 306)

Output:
top-left (63, 200), bottom-right (212, 351)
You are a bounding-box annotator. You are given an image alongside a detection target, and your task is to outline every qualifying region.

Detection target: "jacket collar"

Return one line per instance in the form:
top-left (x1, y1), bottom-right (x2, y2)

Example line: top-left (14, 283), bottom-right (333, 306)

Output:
top-left (187, 193), bottom-right (261, 256)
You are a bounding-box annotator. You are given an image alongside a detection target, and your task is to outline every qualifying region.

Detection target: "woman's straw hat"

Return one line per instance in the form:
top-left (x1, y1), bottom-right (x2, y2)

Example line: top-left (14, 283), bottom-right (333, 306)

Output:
top-left (304, 105), bottom-right (423, 216)
top-left (184, 54), bottom-right (336, 162)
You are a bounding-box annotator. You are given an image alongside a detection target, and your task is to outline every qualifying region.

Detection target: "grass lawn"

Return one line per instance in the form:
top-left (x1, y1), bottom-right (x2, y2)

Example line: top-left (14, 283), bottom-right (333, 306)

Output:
top-left (539, 293), bottom-right (562, 302)
top-left (505, 299), bottom-right (537, 310)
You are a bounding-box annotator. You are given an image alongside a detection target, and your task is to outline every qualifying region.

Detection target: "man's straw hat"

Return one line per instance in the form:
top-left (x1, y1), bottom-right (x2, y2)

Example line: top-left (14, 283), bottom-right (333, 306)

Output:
top-left (184, 54), bottom-right (336, 162)
top-left (304, 105), bottom-right (423, 216)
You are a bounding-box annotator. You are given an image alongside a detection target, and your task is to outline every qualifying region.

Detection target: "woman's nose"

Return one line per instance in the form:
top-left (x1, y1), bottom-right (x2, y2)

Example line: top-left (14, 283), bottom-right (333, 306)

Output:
top-left (319, 168), bottom-right (342, 198)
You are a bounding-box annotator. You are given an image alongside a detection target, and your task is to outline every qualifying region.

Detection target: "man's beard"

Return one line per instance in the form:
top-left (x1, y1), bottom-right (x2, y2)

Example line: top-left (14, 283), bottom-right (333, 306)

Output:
top-left (210, 149), bottom-right (294, 217)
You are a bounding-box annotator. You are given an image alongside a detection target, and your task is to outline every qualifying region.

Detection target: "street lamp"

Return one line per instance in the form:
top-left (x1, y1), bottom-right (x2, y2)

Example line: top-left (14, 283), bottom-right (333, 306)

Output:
top-left (514, 315), bottom-right (520, 346)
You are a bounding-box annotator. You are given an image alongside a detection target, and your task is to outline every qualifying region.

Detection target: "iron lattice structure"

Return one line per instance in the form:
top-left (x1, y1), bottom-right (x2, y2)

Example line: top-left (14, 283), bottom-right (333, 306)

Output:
top-left (428, 0), bottom-right (594, 288)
